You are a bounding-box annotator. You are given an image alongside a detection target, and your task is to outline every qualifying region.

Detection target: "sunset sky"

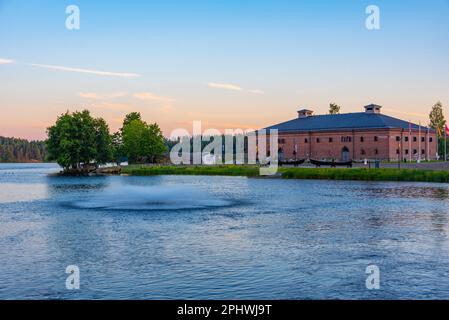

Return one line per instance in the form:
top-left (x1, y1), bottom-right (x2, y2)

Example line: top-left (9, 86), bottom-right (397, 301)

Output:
top-left (1, 0), bottom-right (449, 140)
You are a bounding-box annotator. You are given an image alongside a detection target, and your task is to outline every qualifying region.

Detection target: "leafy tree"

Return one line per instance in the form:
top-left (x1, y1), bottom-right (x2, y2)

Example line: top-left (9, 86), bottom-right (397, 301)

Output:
top-left (429, 101), bottom-right (447, 159)
top-left (429, 101), bottom-right (446, 132)
top-left (122, 119), bottom-right (149, 163)
top-left (329, 103), bottom-right (341, 115)
top-left (122, 112), bottom-right (142, 128)
top-left (111, 131), bottom-right (124, 165)
top-left (147, 123), bottom-right (167, 163)
top-left (121, 118), bottom-right (166, 164)
top-left (93, 117), bottom-right (112, 165)
top-left (46, 110), bottom-right (111, 170)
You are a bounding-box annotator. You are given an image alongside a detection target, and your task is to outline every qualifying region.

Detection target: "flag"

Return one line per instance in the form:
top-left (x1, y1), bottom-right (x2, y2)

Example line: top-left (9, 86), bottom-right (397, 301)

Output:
top-left (438, 126), bottom-right (442, 137)
top-left (445, 124), bottom-right (449, 137)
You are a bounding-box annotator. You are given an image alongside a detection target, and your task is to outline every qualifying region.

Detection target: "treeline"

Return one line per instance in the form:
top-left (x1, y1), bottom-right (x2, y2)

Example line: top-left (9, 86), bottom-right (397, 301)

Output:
top-left (46, 110), bottom-right (167, 171)
top-left (0, 136), bottom-right (47, 163)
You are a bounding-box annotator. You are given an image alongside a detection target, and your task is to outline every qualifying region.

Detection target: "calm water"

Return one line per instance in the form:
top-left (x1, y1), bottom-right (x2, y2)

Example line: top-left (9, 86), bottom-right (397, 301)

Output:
top-left (1, 163), bottom-right (449, 299)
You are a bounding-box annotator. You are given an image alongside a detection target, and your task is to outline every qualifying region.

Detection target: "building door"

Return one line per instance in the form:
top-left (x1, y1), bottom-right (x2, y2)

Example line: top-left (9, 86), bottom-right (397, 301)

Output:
top-left (278, 148), bottom-right (285, 161)
top-left (341, 146), bottom-right (350, 161)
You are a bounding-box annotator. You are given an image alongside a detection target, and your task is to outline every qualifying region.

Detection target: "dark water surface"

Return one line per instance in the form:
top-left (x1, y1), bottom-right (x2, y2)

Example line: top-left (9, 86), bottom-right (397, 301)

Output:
top-left (1, 163), bottom-right (449, 299)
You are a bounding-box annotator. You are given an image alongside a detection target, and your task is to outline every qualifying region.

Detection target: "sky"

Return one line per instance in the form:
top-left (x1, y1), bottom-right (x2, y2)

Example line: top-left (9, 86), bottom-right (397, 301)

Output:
top-left (1, 0), bottom-right (449, 140)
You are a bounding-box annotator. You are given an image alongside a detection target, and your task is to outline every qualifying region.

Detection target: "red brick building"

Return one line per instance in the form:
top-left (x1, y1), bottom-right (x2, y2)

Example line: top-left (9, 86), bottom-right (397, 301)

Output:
top-left (266, 104), bottom-right (437, 161)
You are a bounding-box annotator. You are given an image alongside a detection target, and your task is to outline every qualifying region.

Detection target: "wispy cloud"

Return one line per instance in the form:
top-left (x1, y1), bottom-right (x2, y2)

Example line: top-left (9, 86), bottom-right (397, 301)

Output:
top-left (80, 92), bottom-right (128, 100)
top-left (383, 108), bottom-right (428, 119)
top-left (207, 82), bottom-right (243, 92)
top-left (207, 82), bottom-right (264, 94)
top-left (28, 63), bottom-right (141, 78)
top-left (247, 89), bottom-right (265, 95)
top-left (134, 92), bottom-right (175, 103)
top-left (0, 58), bottom-right (14, 65)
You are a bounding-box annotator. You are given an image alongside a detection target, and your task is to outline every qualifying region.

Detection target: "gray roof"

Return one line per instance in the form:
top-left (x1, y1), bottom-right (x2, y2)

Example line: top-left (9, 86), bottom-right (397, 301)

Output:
top-left (266, 112), bottom-right (433, 133)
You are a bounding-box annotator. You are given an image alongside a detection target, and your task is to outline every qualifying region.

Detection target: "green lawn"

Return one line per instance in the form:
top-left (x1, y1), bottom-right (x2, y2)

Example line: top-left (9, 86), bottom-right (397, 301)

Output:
top-left (122, 165), bottom-right (449, 183)
top-left (122, 164), bottom-right (261, 177)
top-left (279, 167), bottom-right (449, 182)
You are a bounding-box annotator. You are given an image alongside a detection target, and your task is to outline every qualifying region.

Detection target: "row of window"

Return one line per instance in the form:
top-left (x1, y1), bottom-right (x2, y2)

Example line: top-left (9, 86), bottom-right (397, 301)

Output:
top-left (282, 148), bottom-right (427, 156)
top-left (365, 149), bottom-right (426, 155)
top-left (397, 136), bottom-right (432, 143)
top-left (397, 149), bottom-right (426, 155)
top-left (278, 136), bottom-right (433, 144)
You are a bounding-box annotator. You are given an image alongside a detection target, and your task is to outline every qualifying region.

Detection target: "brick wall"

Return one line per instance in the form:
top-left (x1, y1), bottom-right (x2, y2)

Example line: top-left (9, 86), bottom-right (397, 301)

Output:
top-left (275, 129), bottom-right (437, 161)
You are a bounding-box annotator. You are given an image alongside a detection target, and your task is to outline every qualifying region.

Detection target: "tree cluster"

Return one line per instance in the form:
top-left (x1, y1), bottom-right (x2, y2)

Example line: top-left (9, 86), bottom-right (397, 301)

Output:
top-left (0, 136), bottom-right (46, 162)
top-left (46, 110), bottom-right (166, 171)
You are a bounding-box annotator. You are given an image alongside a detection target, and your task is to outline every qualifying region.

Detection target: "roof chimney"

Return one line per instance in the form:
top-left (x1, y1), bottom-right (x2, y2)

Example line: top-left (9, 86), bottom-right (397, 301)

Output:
top-left (364, 104), bottom-right (382, 114)
top-left (297, 109), bottom-right (314, 118)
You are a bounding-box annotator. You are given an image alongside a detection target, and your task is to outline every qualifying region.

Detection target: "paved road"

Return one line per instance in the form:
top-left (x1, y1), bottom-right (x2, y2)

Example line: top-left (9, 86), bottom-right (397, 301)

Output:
top-left (290, 161), bottom-right (449, 171)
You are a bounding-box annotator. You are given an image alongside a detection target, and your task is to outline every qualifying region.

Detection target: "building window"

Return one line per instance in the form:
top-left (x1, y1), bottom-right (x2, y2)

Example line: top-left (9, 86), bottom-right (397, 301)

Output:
top-left (329, 137), bottom-right (333, 143)
top-left (429, 137), bottom-right (433, 143)
top-left (421, 137), bottom-right (425, 142)
top-left (396, 136), bottom-right (400, 142)
top-left (405, 149), bottom-right (409, 155)
top-left (304, 138), bottom-right (308, 143)
top-left (316, 138), bottom-right (320, 143)
top-left (360, 137), bottom-right (364, 142)
top-left (278, 138), bottom-right (286, 144)
top-left (413, 137), bottom-right (417, 142)
top-left (413, 149), bottom-right (417, 154)
top-left (422, 149), bottom-right (425, 155)
top-left (375, 149), bottom-right (379, 155)
top-left (405, 137), bottom-right (409, 142)
top-left (374, 136), bottom-right (378, 142)
top-left (361, 149), bottom-right (366, 155)
top-left (341, 136), bottom-right (352, 143)
top-left (396, 149), bottom-right (400, 154)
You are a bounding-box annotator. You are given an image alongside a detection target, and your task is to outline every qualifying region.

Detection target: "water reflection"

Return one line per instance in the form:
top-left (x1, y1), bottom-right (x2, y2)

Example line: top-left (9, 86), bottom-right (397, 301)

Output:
top-left (2, 164), bottom-right (449, 299)
top-left (0, 183), bottom-right (48, 203)
top-left (357, 185), bottom-right (449, 200)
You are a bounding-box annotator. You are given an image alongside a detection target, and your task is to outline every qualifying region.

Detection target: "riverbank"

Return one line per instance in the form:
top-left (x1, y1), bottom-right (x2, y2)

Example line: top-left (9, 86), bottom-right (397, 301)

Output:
top-left (122, 165), bottom-right (449, 183)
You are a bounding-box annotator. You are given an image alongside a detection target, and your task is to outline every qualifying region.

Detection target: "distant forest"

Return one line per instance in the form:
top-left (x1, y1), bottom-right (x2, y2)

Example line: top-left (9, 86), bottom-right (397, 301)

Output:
top-left (0, 136), bottom-right (47, 163)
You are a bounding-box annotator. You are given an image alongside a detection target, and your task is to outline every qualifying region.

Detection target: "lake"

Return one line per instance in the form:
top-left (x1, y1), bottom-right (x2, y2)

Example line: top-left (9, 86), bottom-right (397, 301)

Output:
top-left (1, 163), bottom-right (449, 299)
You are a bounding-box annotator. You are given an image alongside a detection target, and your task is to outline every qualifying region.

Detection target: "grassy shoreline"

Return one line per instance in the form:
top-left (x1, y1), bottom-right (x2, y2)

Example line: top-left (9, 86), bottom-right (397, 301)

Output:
top-left (122, 165), bottom-right (449, 183)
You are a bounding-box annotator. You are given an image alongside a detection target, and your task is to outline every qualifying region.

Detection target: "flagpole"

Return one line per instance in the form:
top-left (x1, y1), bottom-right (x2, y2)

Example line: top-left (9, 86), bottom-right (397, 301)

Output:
top-left (418, 122), bottom-right (421, 163)
top-left (445, 129), bottom-right (447, 162)
top-left (436, 127), bottom-right (439, 160)
top-left (409, 121), bottom-right (412, 162)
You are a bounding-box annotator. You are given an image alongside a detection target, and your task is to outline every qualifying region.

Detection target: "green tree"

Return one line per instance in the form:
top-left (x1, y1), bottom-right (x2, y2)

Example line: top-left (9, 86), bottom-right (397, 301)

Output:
top-left (429, 101), bottom-right (447, 159)
top-left (46, 110), bottom-right (110, 170)
top-left (147, 123), bottom-right (167, 163)
top-left (429, 101), bottom-right (446, 133)
top-left (122, 118), bottom-right (166, 164)
top-left (111, 131), bottom-right (124, 165)
top-left (122, 119), bottom-right (148, 163)
top-left (329, 103), bottom-right (341, 115)
top-left (122, 112), bottom-right (142, 128)
top-left (93, 117), bottom-right (112, 165)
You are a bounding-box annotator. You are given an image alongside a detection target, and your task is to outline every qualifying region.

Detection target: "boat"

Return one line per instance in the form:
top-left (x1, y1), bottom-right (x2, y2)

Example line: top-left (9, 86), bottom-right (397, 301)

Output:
top-left (309, 159), bottom-right (353, 168)
top-left (279, 159), bottom-right (306, 167)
